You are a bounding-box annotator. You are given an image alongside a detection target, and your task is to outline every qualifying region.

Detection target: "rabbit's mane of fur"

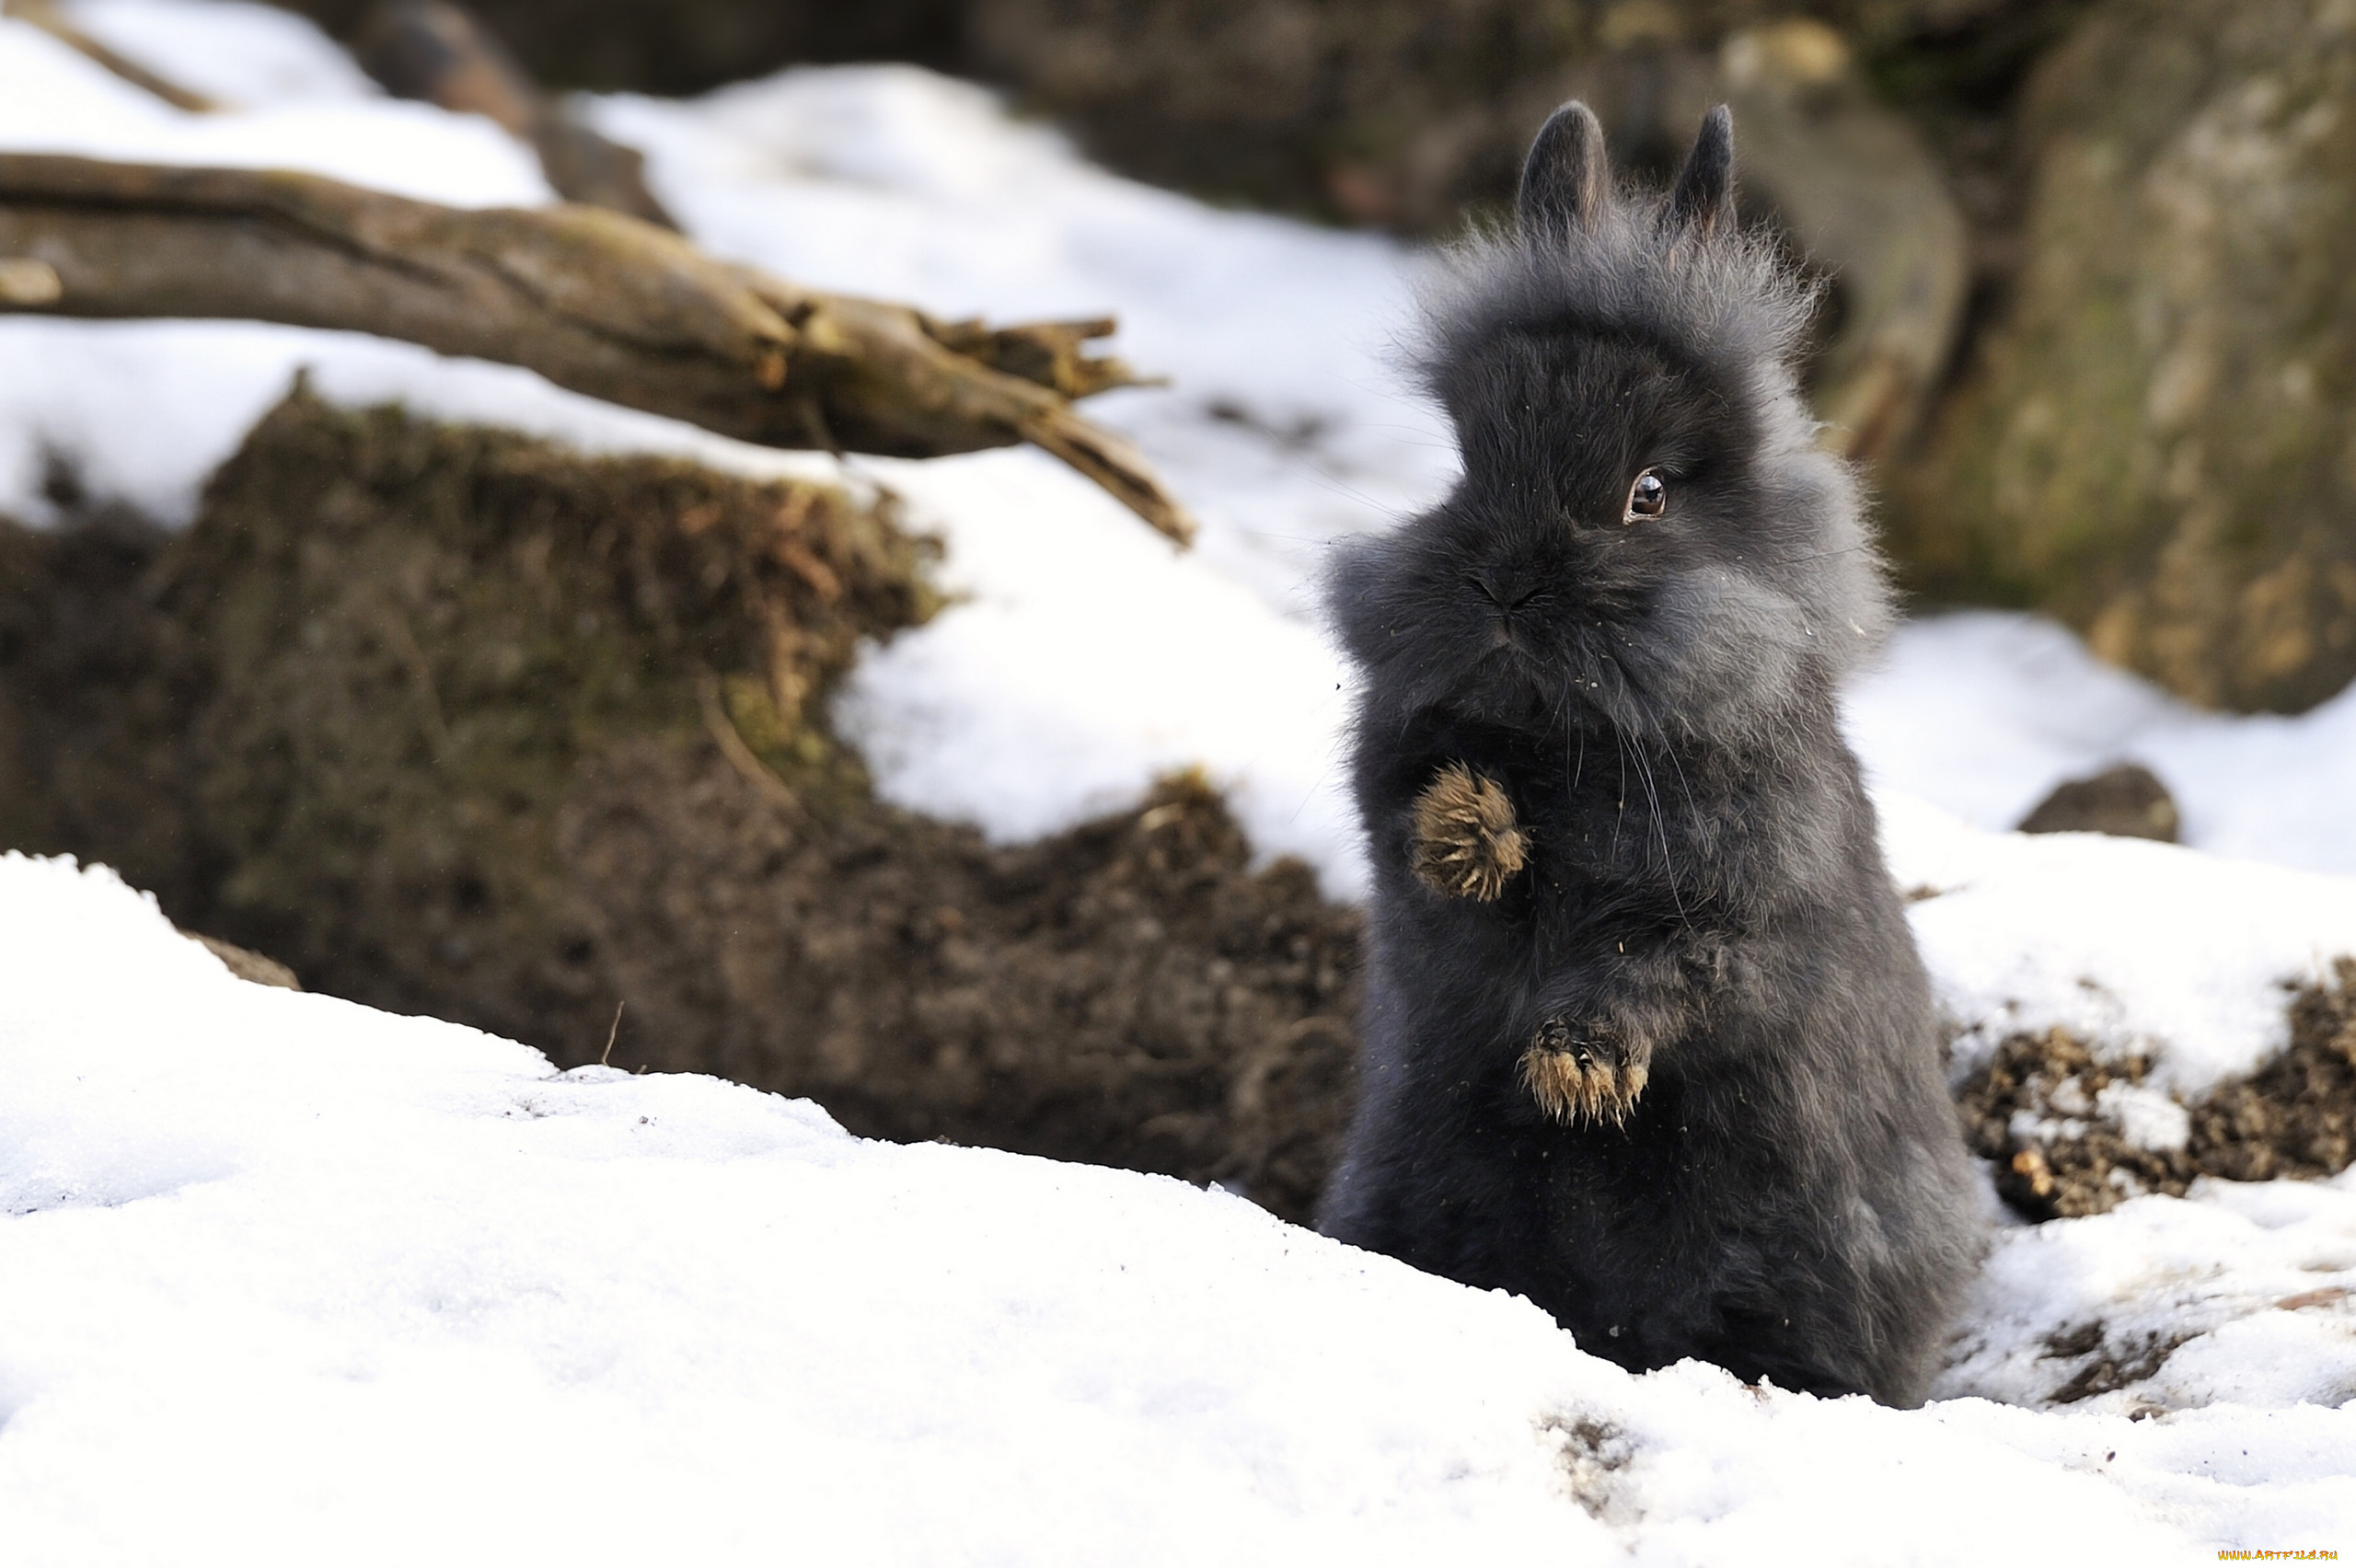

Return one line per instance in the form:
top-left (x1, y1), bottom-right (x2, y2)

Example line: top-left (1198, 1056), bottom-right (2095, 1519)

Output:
top-left (1316, 110), bottom-right (1981, 1407)
top-left (1419, 201), bottom-right (1816, 403)
top-left (1403, 201), bottom-right (1896, 702)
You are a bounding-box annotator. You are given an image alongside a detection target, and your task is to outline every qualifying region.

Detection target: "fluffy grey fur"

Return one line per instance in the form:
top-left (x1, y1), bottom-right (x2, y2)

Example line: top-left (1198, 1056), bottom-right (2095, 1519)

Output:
top-left (1316, 103), bottom-right (1980, 1405)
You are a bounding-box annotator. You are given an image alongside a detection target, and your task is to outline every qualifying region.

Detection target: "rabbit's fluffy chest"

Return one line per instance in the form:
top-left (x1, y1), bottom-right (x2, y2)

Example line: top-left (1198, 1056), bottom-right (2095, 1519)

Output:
top-left (1391, 716), bottom-right (1741, 930)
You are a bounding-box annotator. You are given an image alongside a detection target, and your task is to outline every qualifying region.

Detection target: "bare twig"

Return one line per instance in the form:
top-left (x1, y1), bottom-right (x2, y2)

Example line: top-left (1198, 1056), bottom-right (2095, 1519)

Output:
top-left (695, 667), bottom-right (805, 819)
top-left (3, 0), bottom-right (218, 111)
top-left (600, 998), bottom-right (624, 1066)
top-left (353, 0), bottom-right (677, 228)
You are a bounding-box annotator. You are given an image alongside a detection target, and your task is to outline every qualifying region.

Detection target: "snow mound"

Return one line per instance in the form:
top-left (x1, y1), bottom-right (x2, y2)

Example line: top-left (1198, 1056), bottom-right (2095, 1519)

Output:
top-left (1941, 1173), bottom-right (2356, 1416)
top-left (1850, 610), bottom-right (2356, 879)
top-left (835, 449), bottom-right (1365, 884)
top-left (1885, 795), bottom-right (2356, 1091)
top-left (3, 852), bottom-right (2335, 1563)
top-left (62, 0), bottom-right (382, 107)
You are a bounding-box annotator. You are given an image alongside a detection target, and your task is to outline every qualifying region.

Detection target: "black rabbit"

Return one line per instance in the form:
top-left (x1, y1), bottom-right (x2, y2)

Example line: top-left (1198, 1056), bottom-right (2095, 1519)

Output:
top-left (1316, 102), bottom-right (1979, 1406)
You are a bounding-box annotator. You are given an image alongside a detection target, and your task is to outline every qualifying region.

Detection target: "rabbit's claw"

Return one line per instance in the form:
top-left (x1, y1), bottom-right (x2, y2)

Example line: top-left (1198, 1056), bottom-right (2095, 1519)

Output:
top-left (1410, 763), bottom-right (1527, 901)
top-left (1520, 1018), bottom-right (1650, 1124)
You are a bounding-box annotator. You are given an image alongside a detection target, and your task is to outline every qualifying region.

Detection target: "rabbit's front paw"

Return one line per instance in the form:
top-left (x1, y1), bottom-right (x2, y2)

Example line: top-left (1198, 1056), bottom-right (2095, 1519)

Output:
top-left (1520, 1018), bottom-right (1650, 1125)
top-left (1410, 763), bottom-right (1526, 901)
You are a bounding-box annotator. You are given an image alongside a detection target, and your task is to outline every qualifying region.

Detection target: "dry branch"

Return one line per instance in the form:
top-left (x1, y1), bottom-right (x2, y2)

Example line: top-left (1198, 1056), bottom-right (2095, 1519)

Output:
top-left (0, 152), bottom-right (1194, 542)
top-left (1, 0), bottom-right (219, 111)
top-left (353, 0), bottom-right (678, 228)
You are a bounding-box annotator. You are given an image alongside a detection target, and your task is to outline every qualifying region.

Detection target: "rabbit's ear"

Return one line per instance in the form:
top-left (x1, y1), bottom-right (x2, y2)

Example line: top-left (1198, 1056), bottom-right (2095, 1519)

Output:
top-left (1665, 105), bottom-right (1736, 240)
top-left (1519, 100), bottom-right (1610, 239)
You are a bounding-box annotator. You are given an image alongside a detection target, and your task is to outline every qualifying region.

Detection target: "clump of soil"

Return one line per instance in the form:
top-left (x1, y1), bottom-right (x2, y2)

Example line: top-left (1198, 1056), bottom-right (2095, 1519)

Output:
top-left (0, 390), bottom-right (1360, 1221)
top-left (1959, 959), bottom-right (2356, 1219)
top-left (1958, 1028), bottom-right (2182, 1218)
top-left (560, 755), bottom-right (1360, 1217)
top-left (0, 494), bottom-right (207, 892)
top-left (2192, 961), bottom-right (2356, 1182)
top-left (2036, 1320), bottom-right (2187, 1406)
top-left (1543, 1414), bottom-right (1634, 1522)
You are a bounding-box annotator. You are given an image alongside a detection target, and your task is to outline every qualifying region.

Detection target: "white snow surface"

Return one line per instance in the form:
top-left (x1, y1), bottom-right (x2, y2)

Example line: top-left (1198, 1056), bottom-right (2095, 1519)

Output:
top-left (62, 0), bottom-right (383, 107)
top-left (4, 8), bottom-right (2356, 1554)
top-left (3, 852), bottom-right (2347, 1563)
top-left (0, 17), bottom-right (546, 203)
top-left (1885, 794), bottom-right (2356, 1092)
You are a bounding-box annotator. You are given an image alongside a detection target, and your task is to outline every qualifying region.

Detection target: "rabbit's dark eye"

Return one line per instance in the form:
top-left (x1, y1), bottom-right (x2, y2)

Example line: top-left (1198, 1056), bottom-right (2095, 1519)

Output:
top-left (1624, 469), bottom-right (1668, 523)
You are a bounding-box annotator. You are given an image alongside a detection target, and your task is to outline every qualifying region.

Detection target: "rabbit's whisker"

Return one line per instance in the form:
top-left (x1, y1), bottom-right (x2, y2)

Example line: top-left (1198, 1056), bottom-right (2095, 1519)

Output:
top-left (1611, 723), bottom-right (1629, 860)
top-left (1631, 733), bottom-right (1691, 926)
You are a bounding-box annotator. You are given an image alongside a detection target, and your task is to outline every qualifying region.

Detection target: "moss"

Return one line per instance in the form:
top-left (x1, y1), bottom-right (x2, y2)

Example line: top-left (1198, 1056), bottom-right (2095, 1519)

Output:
top-left (122, 390), bottom-right (938, 1025)
top-left (1888, 0), bottom-right (2356, 712)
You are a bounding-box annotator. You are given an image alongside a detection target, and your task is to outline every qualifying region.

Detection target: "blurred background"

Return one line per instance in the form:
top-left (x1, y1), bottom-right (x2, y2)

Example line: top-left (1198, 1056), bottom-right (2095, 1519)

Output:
top-left (240, 0), bottom-right (2356, 717)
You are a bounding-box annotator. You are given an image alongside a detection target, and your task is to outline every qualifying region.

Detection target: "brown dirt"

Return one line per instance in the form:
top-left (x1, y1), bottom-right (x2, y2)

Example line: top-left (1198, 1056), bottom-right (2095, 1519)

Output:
top-left (0, 390), bottom-right (1358, 1222)
top-left (2036, 1320), bottom-right (2188, 1405)
top-left (2191, 962), bottom-right (2356, 1182)
top-left (1958, 958), bottom-right (2356, 1220)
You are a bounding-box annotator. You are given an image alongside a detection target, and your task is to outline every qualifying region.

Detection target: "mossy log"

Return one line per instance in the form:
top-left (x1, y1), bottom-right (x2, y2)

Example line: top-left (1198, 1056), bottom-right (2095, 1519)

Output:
top-left (0, 152), bottom-right (1194, 543)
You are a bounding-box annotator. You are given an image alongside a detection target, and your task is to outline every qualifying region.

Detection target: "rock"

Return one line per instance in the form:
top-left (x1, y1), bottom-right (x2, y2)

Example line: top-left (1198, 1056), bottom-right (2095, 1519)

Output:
top-left (1575, 20), bottom-right (1969, 462)
top-left (967, 3), bottom-right (1969, 460)
top-left (2015, 762), bottom-right (2179, 841)
top-left (1887, 0), bottom-right (2356, 713)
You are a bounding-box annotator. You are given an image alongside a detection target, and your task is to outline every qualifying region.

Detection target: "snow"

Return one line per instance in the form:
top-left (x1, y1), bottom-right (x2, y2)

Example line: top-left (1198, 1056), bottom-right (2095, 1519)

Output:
top-left (63, 0), bottom-right (383, 107)
top-left (1884, 794), bottom-right (2356, 1091)
top-left (3, 6), bottom-right (2356, 1555)
top-left (1849, 609), bottom-right (2356, 879)
top-left (0, 319), bottom-right (848, 529)
top-left (0, 852), bottom-right (2334, 1563)
top-left (0, 18), bottom-right (547, 204)
top-left (1940, 1170), bottom-right (2356, 1416)
top-left (834, 449), bottom-right (1361, 872)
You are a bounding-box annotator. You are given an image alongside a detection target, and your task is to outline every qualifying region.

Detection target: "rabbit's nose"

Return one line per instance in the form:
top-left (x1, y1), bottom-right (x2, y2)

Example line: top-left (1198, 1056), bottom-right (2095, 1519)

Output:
top-left (1476, 575), bottom-right (1537, 612)
top-left (1476, 576), bottom-right (1534, 650)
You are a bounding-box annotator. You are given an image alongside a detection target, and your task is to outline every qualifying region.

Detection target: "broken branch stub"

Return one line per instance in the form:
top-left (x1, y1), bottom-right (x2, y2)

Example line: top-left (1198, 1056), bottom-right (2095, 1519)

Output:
top-left (0, 153), bottom-right (1195, 544)
top-left (352, 0), bottom-right (681, 229)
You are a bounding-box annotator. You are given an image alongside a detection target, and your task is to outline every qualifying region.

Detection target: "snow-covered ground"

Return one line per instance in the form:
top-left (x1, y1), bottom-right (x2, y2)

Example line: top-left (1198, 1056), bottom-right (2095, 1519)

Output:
top-left (3, 5), bottom-right (2354, 1558)
top-left (3, 852), bottom-right (2348, 1563)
